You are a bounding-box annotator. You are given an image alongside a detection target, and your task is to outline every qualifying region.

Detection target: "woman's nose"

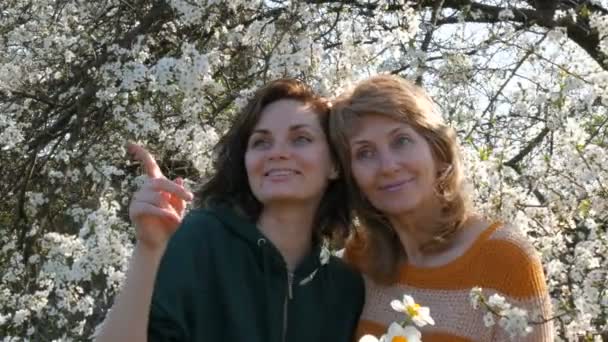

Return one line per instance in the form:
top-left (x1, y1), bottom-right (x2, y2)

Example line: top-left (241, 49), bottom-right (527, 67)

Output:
top-left (267, 140), bottom-right (290, 160)
top-left (378, 152), bottom-right (400, 174)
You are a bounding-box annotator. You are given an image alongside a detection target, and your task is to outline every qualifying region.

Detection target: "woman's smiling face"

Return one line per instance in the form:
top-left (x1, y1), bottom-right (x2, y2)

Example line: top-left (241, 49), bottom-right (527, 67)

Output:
top-left (348, 114), bottom-right (438, 216)
top-left (245, 99), bottom-right (336, 206)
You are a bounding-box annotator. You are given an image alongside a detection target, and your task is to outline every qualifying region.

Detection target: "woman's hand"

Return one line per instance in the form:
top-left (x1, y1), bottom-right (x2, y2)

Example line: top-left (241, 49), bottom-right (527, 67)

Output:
top-left (127, 143), bottom-right (193, 250)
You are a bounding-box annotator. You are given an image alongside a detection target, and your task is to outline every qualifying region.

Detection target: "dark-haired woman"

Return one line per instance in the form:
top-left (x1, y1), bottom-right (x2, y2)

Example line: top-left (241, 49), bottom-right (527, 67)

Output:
top-left (96, 79), bottom-right (364, 342)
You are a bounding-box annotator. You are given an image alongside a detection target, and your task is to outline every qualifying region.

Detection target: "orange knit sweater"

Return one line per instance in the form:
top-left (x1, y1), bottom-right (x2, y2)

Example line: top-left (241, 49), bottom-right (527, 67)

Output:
top-left (348, 223), bottom-right (554, 342)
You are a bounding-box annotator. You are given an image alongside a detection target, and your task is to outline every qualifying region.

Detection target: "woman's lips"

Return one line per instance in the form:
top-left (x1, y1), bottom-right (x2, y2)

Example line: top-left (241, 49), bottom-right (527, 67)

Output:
top-left (264, 168), bottom-right (300, 181)
top-left (265, 168), bottom-right (298, 177)
top-left (378, 178), bottom-right (413, 192)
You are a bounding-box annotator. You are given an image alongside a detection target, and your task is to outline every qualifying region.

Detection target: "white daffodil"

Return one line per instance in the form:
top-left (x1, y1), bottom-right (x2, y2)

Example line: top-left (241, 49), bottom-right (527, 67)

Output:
top-left (391, 295), bottom-right (435, 327)
top-left (384, 322), bottom-right (422, 342)
top-left (359, 334), bottom-right (382, 342)
top-left (358, 323), bottom-right (421, 342)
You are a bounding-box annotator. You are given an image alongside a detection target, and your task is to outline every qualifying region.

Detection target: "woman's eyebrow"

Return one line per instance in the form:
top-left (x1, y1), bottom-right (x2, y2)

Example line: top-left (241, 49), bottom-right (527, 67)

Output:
top-left (252, 124), bottom-right (314, 135)
top-left (250, 128), bottom-right (270, 135)
top-left (350, 127), bottom-right (404, 145)
top-left (350, 138), bottom-right (370, 146)
top-left (388, 126), bottom-right (404, 136)
top-left (289, 124), bottom-right (314, 131)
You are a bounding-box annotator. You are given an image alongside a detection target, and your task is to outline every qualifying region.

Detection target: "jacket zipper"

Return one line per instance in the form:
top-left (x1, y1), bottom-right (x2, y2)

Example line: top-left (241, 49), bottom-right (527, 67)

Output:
top-left (282, 271), bottom-right (294, 342)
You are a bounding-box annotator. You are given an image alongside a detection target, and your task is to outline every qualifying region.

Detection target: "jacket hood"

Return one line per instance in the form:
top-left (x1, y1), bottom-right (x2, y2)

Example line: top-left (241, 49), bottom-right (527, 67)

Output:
top-left (204, 204), bottom-right (324, 280)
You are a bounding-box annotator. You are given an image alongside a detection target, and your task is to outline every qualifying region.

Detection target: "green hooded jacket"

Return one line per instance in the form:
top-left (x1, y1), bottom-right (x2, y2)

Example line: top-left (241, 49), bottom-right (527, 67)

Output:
top-left (148, 205), bottom-right (364, 341)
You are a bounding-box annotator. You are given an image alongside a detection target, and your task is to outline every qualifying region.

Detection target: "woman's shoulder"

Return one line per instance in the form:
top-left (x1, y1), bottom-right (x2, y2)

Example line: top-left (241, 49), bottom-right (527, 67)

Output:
top-left (462, 216), bottom-right (538, 259)
top-left (481, 221), bottom-right (540, 260)
top-left (323, 255), bottom-right (365, 316)
top-left (166, 207), bottom-right (239, 250)
top-left (328, 253), bottom-right (363, 281)
top-left (474, 221), bottom-right (549, 297)
top-left (325, 253), bottom-right (364, 294)
top-left (175, 207), bottom-right (225, 235)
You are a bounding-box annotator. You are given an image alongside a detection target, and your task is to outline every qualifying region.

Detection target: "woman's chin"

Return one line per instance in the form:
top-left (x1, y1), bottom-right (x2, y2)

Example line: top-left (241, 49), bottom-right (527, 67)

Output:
top-left (259, 193), bottom-right (314, 206)
top-left (372, 200), bottom-right (418, 216)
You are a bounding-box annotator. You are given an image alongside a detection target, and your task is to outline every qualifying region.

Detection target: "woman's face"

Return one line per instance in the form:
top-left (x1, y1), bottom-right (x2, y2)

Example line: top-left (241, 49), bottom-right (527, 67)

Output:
top-left (348, 114), bottom-right (438, 216)
top-left (245, 99), bottom-right (336, 207)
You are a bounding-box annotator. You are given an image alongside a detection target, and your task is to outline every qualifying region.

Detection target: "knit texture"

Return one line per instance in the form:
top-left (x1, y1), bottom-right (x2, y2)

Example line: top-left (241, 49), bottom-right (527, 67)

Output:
top-left (347, 223), bottom-right (554, 342)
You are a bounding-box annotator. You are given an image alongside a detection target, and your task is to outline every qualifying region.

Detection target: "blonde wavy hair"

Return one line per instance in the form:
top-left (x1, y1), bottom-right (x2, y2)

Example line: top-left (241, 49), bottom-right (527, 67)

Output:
top-left (329, 75), bottom-right (470, 284)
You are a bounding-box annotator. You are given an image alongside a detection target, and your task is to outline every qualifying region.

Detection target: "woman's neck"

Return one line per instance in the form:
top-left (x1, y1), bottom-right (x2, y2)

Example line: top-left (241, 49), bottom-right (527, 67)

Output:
top-left (390, 208), bottom-right (486, 268)
top-left (388, 204), bottom-right (442, 266)
top-left (257, 202), bottom-right (316, 272)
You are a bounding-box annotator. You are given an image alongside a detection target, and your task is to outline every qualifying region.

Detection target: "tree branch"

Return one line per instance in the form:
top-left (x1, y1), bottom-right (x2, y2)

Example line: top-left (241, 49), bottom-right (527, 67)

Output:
top-left (27, 1), bottom-right (174, 152)
top-left (415, 0), bottom-right (445, 85)
top-left (310, 0), bottom-right (608, 70)
top-left (504, 127), bottom-right (551, 170)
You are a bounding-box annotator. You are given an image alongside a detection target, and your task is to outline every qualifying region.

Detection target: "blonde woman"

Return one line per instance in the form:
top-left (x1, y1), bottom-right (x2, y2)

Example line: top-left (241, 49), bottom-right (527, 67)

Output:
top-left (329, 75), bottom-right (553, 341)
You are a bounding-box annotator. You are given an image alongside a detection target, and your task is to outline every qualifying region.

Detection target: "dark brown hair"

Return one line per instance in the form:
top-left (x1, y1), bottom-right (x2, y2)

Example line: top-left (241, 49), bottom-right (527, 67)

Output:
top-left (329, 75), bottom-right (469, 284)
top-left (195, 78), bottom-right (351, 242)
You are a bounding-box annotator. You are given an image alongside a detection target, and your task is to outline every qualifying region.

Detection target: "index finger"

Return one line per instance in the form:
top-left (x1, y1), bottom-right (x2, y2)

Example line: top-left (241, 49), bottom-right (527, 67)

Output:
top-left (127, 142), bottom-right (163, 178)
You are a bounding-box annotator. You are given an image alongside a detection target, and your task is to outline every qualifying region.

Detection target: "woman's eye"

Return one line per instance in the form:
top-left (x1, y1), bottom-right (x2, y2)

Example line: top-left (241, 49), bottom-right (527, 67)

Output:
top-left (293, 135), bottom-right (312, 145)
top-left (250, 138), bottom-right (270, 149)
top-left (394, 135), bottom-right (412, 147)
top-left (355, 149), bottom-right (374, 160)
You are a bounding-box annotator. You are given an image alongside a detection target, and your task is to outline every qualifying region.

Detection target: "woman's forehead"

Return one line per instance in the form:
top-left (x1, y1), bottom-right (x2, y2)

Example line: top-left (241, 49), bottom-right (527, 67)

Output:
top-left (253, 100), bottom-right (322, 132)
top-left (348, 114), bottom-right (411, 139)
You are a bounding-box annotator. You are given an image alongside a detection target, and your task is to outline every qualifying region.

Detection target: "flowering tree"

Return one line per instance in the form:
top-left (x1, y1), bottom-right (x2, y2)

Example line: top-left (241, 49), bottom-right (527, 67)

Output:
top-left (1, 0), bottom-right (607, 340)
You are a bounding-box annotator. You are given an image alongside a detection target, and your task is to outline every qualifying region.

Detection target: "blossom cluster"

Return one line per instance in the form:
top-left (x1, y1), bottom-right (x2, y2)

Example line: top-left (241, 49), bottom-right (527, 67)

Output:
top-left (469, 287), bottom-right (534, 340)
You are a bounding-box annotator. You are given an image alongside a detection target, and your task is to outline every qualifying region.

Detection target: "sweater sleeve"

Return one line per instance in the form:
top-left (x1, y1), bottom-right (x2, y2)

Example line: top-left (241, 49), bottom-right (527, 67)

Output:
top-left (148, 302), bottom-right (185, 342)
top-left (485, 226), bottom-right (554, 342)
